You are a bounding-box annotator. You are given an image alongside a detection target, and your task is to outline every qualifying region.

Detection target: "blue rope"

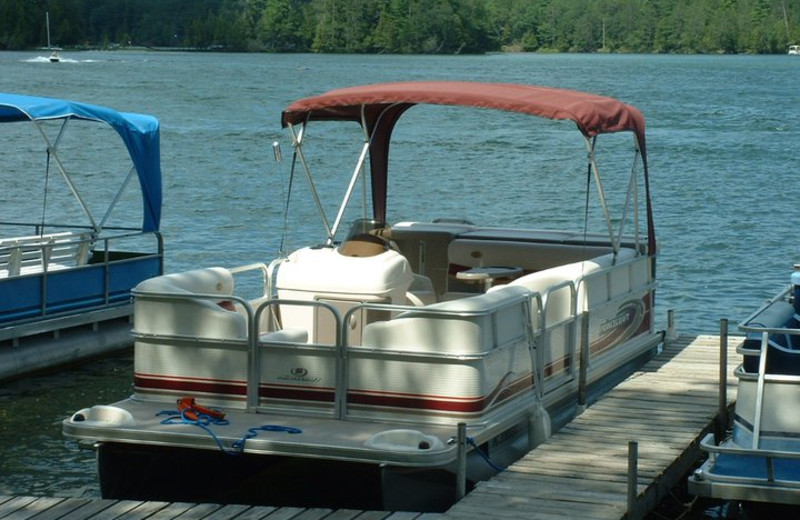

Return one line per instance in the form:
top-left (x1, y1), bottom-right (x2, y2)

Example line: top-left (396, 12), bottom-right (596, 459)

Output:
top-left (157, 409), bottom-right (232, 453)
top-left (231, 425), bottom-right (302, 452)
top-left (156, 409), bottom-right (302, 455)
top-left (467, 437), bottom-right (505, 473)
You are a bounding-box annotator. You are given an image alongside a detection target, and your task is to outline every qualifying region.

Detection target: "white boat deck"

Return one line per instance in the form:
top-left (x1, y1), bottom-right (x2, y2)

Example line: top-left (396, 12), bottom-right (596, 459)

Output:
top-left (1, 333), bottom-right (741, 519)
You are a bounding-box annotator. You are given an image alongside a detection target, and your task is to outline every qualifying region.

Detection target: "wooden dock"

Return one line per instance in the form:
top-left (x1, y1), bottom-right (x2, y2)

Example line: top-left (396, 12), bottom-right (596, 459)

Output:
top-left (439, 333), bottom-right (741, 519)
top-left (1, 333), bottom-right (741, 520)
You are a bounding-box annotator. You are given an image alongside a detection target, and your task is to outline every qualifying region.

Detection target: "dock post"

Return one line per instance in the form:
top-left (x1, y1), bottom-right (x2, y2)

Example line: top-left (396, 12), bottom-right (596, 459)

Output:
top-left (717, 318), bottom-right (729, 443)
top-left (627, 440), bottom-right (639, 520)
top-left (666, 309), bottom-right (676, 343)
top-left (456, 422), bottom-right (467, 501)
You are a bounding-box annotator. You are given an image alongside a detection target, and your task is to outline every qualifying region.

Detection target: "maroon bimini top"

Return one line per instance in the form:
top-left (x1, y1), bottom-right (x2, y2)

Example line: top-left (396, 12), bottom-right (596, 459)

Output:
top-left (281, 81), bottom-right (653, 253)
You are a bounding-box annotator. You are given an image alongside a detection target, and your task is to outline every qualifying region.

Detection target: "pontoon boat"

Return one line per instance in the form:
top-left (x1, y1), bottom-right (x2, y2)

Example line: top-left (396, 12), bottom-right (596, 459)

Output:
top-left (64, 81), bottom-right (661, 511)
top-left (690, 268), bottom-right (800, 507)
top-left (0, 93), bottom-right (163, 381)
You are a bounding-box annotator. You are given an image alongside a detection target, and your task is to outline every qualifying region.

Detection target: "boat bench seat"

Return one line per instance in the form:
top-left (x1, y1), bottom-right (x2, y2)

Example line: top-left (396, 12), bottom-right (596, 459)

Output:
top-left (0, 231), bottom-right (92, 278)
top-left (501, 249), bottom-right (639, 327)
top-left (448, 238), bottom-right (615, 274)
top-left (133, 267), bottom-right (247, 340)
top-left (361, 285), bottom-right (531, 354)
top-left (741, 300), bottom-right (800, 375)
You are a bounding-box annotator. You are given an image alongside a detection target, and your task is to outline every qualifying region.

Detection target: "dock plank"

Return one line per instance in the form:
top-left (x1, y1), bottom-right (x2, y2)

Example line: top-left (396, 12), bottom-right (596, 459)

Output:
top-left (19, 498), bottom-right (92, 520)
top-left (170, 504), bottom-right (224, 520)
top-left (0, 497), bottom-right (65, 520)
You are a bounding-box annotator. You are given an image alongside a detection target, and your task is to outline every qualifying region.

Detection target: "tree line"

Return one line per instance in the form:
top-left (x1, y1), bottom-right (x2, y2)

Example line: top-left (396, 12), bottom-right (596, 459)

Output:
top-left (1, 0), bottom-right (798, 54)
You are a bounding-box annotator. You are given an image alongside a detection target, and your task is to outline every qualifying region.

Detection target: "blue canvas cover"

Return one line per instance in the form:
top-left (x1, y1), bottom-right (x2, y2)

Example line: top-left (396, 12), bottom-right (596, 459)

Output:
top-left (0, 93), bottom-right (162, 232)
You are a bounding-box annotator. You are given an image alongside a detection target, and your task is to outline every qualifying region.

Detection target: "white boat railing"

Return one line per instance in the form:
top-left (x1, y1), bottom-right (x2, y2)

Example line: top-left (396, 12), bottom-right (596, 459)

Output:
top-left (132, 253), bottom-right (655, 425)
top-left (699, 432), bottom-right (800, 486)
top-left (1, 228), bottom-right (163, 330)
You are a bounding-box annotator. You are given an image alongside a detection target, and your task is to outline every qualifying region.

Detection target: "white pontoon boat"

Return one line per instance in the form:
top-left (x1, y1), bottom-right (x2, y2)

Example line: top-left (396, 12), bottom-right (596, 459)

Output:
top-left (64, 82), bottom-right (661, 511)
top-left (690, 269), bottom-right (800, 507)
top-left (0, 93), bottom-right (163, 381)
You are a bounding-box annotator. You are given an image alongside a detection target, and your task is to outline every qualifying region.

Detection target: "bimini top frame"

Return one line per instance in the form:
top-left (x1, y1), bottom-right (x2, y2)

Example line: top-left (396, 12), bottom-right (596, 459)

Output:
top-left (0, 92), bottom-right (162, 234)
top-left (281, 81), bottom-right (655, 256)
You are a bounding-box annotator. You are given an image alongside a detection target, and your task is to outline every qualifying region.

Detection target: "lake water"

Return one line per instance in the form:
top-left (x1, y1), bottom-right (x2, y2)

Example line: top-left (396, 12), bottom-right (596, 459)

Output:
top-left (1, 50), bottom-right (799, 509)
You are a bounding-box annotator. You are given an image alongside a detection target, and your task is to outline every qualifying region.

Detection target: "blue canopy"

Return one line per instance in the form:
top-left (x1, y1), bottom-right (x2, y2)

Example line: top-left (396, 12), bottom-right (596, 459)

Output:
top-left (0, 92), bottom-right (162, 232)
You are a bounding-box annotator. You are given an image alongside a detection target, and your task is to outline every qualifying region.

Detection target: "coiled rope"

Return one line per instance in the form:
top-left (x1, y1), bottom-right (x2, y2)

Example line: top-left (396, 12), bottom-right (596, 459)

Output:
top-left (157, 407), bottom-right (301, 455)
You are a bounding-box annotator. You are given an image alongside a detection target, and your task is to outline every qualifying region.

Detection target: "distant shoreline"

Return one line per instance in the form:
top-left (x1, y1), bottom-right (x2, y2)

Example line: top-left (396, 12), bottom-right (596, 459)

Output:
top-left (16, 46), bottom-right (799, 56)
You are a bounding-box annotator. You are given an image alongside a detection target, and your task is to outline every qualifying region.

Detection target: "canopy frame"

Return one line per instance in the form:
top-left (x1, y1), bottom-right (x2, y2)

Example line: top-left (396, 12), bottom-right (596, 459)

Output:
top-left (281, 81), bottom-right (655, 254)
top-left (0, 92), bottom-right (162, 234)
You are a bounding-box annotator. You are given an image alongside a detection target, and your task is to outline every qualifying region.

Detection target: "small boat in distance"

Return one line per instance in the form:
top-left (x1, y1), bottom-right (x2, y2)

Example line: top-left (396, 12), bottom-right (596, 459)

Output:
top-left (45, 12), bottom-right (61, 62)
top-left (0, 93), bottom-right (164, 382)
top-left (789, 44), bottom-right (800, 55)
top-left (64, 81), bottom-right (662, 511)
top-left (690, 267), bottom-right (800, 509)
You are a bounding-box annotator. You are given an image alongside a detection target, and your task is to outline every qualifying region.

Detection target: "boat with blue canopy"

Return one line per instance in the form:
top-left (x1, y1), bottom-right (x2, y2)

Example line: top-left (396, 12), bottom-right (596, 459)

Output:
top-left (0, 93), bottom-right (163, 381)
top-left (690, 267), bottom-right (800, 508)
top-left (64, 81), bottom-right (662, 511)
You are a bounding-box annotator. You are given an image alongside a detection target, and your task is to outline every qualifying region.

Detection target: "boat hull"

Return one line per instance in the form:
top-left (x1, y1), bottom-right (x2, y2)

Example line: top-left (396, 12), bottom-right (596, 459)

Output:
top-left (0, 249), bottom-right (162, 382)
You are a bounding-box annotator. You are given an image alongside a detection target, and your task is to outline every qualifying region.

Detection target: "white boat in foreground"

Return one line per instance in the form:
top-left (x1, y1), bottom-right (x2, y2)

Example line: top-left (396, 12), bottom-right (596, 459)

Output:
top-left (0, 93), bottom-right (163, 381)
top-left (64, 81), bottom-right (662, 511)
top-left (690, 269), bottom-right (800, 507)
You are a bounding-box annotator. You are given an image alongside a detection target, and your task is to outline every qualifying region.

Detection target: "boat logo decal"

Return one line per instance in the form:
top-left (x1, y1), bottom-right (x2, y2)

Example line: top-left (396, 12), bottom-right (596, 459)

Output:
top-left (278, 367), bottom-right (321, 383)
top-left (593, 299), bottom-right (646, 353)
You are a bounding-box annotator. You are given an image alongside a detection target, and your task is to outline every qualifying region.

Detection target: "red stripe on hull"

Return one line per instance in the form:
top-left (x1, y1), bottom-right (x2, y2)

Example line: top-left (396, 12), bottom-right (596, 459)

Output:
top-left (135, 373), bottom-right (533, 414)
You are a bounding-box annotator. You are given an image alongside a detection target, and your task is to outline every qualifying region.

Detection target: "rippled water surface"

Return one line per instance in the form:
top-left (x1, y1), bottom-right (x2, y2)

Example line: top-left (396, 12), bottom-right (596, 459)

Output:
top-left (1, 50), bottom-right (799, 501)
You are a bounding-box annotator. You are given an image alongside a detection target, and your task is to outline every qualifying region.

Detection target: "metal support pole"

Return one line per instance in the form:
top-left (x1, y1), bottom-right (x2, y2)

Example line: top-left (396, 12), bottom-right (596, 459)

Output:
top-left (578, 313), bottom-right (590, 408)
top-left (666, 309), bottom-right (676, 342)
top-left (456, 423), bottom-right (467, 501)
top-left (717, 318), bottom-right (729, 443)
top-left (627, 440), bottom-right (639, 520)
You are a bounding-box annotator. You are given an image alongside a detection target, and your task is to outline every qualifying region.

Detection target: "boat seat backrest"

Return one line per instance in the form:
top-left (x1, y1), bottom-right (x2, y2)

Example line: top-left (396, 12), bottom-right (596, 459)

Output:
top-left (361, 285), bottom-right (531, 354)
top-left (741, 301), bottom-right (800, 375)
top-left (504, 248), bottom-right (639, 327)
top-left (133, 267), bottom-right (247, 340)
top-left (447, 239), bottom-right (615, 273)
top-left (0, 231), bottom-right (92, 278)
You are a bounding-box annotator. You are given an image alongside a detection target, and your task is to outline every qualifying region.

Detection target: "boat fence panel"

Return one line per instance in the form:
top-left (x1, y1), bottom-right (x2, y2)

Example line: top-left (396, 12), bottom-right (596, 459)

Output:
top-left (577, 252), bottom-right (655, 369)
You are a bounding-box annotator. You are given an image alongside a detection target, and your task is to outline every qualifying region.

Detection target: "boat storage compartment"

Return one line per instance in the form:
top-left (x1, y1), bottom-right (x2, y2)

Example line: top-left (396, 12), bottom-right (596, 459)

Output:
top-left (275, 246), bottom-right (415, 344)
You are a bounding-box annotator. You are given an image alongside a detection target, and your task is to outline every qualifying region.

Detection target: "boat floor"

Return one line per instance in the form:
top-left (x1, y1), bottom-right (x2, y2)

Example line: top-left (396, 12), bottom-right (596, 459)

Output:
top-left (65, 399), bottom-right (492, 467)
